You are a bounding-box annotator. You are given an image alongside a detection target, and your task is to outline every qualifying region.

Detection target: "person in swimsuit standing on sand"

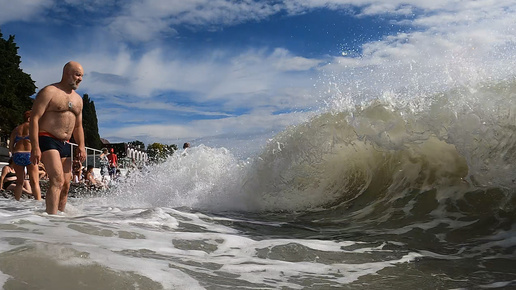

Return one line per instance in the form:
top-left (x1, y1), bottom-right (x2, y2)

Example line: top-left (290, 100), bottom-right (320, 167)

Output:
top-left (9, 110), bottom-right (41, 200)
top-left (30, 61), bottom-right (86, 214)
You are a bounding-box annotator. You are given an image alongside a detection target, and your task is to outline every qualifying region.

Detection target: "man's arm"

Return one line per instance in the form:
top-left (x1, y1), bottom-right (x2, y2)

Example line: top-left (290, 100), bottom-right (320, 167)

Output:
top-left (72, 100), bottom-right (86, 163)
top-left (30, 86), bottom-right (52, 165)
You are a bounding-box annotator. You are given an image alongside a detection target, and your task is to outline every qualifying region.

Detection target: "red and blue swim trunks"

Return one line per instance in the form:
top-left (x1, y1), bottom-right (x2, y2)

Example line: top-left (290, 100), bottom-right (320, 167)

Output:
top-left (39, 132), bottom-right (71, 158)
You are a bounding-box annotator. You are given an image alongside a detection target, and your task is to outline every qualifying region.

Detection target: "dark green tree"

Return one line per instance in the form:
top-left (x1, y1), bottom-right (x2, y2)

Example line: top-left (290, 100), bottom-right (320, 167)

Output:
top-left (147, 142), bottom-right (177, 163)
top-left (128, 140), bottom-right (145, 150)
top-left (81, 94), bottom-right (103, 149)
top-left (0, 29), bottom-right (36, 137)
top-left (147, 142), bottom-right (165, 162)
top-left (168, 144), bottom-right (178, 152)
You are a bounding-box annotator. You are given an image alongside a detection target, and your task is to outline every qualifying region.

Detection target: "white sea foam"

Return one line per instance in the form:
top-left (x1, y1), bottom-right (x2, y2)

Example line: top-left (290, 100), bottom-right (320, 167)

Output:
top-left (0, 197), bottom-right (429, 289)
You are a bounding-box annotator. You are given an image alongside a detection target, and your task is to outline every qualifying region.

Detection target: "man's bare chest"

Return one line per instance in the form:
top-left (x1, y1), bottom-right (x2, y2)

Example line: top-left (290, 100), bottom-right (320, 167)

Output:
top-left (49, 95), bottom-right (81, 115)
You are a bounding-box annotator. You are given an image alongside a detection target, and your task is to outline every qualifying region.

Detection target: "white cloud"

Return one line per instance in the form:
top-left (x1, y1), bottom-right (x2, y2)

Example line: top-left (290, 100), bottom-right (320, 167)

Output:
top-left (103, 0), bottom-right (282, 41)
top-left (38, 45), bottom-right (322, 112)
top-left (101, 109), bottom-right (312, 145)
top-left (317, 0), bottom-right (516, 99)
top-left (271, 48), bottom-right (322, 71)
top-left (108, 16), bottom-right (178, 43)
top-left (106, 95), bottom-right (234, 117)
top-left (126, 0), bottom-right (283, 26)
top-left (0, 0), bottom-right (53, 25)
top-left (6, 0), bottom-right (516, 151)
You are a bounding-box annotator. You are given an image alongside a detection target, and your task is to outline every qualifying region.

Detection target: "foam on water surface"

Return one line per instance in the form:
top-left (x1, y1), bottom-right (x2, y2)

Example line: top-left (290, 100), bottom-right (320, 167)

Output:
top-left (0, 198), bottom-right (431, 289)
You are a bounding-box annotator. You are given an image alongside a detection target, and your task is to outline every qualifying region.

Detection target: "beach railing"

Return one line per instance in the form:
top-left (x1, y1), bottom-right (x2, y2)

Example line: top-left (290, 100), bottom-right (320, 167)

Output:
top-left (70, 143), bottom-right (103, 168)
top-left (69, 143), bottom-right (135, 169)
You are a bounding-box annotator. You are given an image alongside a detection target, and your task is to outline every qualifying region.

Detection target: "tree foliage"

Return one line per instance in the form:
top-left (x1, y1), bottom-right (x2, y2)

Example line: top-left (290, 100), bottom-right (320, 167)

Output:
top-left (128, 140), bottom-right (145, 150)
top-left (81, 94), bottom-right (103, 149)
top-left (0, 29), bottom-right (36, 136)
top-left (147, 142), bottom-right (177, 163)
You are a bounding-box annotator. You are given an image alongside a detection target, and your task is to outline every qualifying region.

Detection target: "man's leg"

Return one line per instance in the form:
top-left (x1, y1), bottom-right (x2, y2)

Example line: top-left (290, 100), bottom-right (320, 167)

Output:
top-left (41, 150), bottom-right (65, 214)
top-left (58, 157), bottom-right (72, 212)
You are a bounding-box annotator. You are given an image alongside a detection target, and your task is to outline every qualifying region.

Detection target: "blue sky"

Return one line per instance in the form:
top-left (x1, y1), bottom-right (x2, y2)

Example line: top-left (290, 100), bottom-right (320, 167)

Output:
top-left (1, 0), bottom-right (515, 155)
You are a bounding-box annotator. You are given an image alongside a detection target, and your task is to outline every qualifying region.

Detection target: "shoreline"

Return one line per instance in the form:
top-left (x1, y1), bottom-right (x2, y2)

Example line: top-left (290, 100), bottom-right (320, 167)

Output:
top-left (0, 179), bottom-right (107, 200)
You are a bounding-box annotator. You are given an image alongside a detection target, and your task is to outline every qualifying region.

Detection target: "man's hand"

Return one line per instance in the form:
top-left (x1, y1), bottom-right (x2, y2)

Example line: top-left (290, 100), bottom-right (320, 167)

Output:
top-left (31, 147), bottom-right (41, 165)
top-left (77, 147), bottom-right (86, 162)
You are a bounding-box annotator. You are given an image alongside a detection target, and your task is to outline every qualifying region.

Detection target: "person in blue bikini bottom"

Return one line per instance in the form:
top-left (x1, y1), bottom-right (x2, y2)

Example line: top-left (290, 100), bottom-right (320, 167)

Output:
top-left (9, 110), bottom-right (41, 200)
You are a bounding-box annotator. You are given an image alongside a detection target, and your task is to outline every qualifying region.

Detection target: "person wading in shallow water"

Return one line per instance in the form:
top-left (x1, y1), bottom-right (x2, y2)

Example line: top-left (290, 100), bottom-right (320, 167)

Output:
top-left (10, 110), bottom-right (41, 200)
top-left (30, 61), bottom-right (86, 214)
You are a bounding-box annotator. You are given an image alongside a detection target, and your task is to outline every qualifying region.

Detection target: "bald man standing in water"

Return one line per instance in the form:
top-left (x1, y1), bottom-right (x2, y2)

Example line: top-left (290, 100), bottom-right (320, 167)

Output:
top-left (30, 61), bottom-right (86, 214)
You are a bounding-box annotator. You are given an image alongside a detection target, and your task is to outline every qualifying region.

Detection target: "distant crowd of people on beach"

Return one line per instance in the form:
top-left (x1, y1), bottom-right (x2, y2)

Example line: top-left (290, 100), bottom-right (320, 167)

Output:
top-left (71, 147), bottom-right (122, 190)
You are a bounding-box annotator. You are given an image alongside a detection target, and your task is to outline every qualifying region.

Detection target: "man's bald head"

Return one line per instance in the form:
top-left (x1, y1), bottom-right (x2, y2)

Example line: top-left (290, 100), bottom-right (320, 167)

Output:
top-left (64, 61), bottom-right (83, 74)
top-left (61, 61), bottom-right (84, 90)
